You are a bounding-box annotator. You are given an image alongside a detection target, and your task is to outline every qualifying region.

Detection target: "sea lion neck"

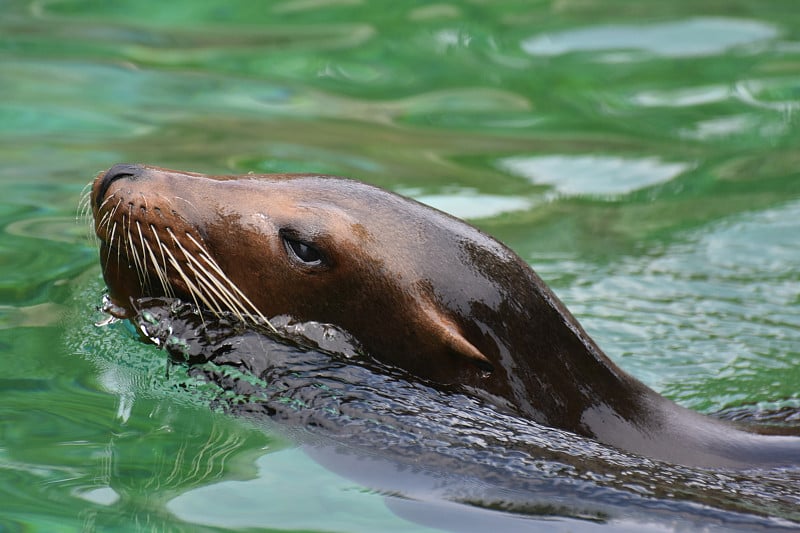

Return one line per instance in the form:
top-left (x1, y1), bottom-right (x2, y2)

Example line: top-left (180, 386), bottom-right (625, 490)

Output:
top-left (441, 243), bottom-right (647, 433)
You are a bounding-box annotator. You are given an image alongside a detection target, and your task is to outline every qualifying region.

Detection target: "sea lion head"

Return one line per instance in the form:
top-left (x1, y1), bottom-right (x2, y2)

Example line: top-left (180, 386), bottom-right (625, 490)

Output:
top-left (90, 164), bottom-right (534, 393)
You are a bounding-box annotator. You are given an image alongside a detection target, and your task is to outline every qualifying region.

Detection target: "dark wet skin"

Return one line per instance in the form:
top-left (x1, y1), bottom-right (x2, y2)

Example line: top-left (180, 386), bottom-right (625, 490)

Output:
top-left (91, 164), bottom-right (800, 469)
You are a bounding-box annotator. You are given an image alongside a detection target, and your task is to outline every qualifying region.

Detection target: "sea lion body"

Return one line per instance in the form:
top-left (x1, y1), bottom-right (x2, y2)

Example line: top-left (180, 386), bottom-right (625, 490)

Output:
top-left (90, 164), bottom-right (800, 468)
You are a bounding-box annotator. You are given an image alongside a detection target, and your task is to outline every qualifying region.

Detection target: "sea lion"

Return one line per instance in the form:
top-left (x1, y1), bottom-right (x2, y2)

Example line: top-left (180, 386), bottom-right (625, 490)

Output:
top-left (89, 163), bottom-right (800, 469)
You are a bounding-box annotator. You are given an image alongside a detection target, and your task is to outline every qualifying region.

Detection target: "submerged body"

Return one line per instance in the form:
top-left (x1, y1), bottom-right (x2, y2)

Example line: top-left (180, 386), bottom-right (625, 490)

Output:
top-left (89, 163), bottom-right (800, 469)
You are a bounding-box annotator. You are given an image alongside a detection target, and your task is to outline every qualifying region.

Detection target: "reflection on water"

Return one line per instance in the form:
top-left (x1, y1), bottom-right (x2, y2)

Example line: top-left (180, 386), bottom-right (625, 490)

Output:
top-left (77, 299), bottom-right (800, 531)
top-left (400, 186), bottom-right (534, 219)
top-left (632, 85), bottom-right (731, 108)
top-left (543, 200), bottom-right (800, 410)
top-left (498, 155), bottom-right (689, 196)
top-left (167, 448), bottom-right (425, 533)
top-left (521, 17), bottom-right (779, 58)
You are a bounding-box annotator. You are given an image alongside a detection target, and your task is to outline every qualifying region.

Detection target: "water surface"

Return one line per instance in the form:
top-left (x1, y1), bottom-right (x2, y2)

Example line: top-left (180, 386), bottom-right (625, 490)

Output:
top-left (1, 1), bottom-right (799, 531)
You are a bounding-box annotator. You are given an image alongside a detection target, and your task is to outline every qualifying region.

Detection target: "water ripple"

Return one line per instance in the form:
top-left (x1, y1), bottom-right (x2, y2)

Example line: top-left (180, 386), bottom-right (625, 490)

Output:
top-left (546, 200), bottom-right (800, 410)
top-left (498, 155), bottom-right (690, 197)
top-left (521, 18), bottom-right (779, 58)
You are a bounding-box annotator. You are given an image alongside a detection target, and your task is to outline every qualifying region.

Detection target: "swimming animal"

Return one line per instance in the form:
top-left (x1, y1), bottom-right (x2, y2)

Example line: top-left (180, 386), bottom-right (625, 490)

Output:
top-left (89, 163), bottom-right (800, 469)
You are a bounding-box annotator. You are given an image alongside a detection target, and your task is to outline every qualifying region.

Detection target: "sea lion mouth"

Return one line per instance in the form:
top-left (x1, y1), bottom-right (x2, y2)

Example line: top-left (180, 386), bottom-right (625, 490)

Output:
top-left (84, 165), bottom-right (275, 331)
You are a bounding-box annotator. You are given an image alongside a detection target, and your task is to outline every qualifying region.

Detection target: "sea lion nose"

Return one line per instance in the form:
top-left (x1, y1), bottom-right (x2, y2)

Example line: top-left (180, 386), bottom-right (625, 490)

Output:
top-left (95, 163), bottom-right (144, 207)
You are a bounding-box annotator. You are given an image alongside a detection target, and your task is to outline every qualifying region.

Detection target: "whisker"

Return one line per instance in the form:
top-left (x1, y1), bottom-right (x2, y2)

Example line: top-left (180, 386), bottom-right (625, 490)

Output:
top-left (79, 180), bottom-right (92, 202)
top-left (97, 210), bottom-right (112, 232)
top-left (127, 225), bottom-right (146, 289)
top-left (105, 221), bottom-right (118, 268)
top-left (121, 215), bottom-right (131, 263)
top-left (167, 229), bottom-right (243, 321)
top-left (77, 184), bottom-right (92, 222)
top-left (78, 184), bottom-right (97, 243)
top-left (78, 181), bottom-right (92, 210)
top-left (161, 243), bottom-right (215, 323)
top-left (150, 225), bottom-right (174, 298)
top-left (184, 232), bottom-right (276, 332)
top-left (196, 251), bottom-right (272, 329)
top-left (187, 262), bottom-right (246, 323)
top-left (108, 198), bottom-right (123, 226)
top-left (135, 221), bottom-right (149, 279)
top-left (110, 196), bottom-right (122, 214)
top-left (115, 232), bottom-right (124, 270)
top-left (143, 238), bottom-right (172, 298)
top-left (98, 193), bottom-right (117, 212)
top-left (185, 256), bottom-right (247, 323)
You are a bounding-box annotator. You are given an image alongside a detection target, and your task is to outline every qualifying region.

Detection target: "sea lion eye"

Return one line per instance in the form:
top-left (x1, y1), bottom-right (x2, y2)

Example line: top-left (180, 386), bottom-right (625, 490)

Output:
top-left (282, 235), bottom-right (323, 266)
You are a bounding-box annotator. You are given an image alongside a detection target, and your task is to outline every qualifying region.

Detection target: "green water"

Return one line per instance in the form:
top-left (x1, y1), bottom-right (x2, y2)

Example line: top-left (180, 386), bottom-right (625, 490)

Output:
top-left (2, 0), bottom-right (799, 531)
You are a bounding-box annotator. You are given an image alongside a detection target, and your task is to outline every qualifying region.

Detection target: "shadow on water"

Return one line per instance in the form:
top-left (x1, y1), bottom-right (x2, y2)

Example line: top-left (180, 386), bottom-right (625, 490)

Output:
top-left (73, 297), bottom-right (800, 532)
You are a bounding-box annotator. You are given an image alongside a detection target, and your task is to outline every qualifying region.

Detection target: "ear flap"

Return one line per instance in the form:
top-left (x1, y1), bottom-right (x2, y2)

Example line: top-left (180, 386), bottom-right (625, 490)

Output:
top-left (421, 305), bottom-right (494, 372)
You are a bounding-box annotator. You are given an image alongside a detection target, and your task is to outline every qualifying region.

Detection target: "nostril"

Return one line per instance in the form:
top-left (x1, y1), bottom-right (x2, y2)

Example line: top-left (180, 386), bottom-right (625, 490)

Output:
top-left (96, 163), bottom-right (144, 208)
